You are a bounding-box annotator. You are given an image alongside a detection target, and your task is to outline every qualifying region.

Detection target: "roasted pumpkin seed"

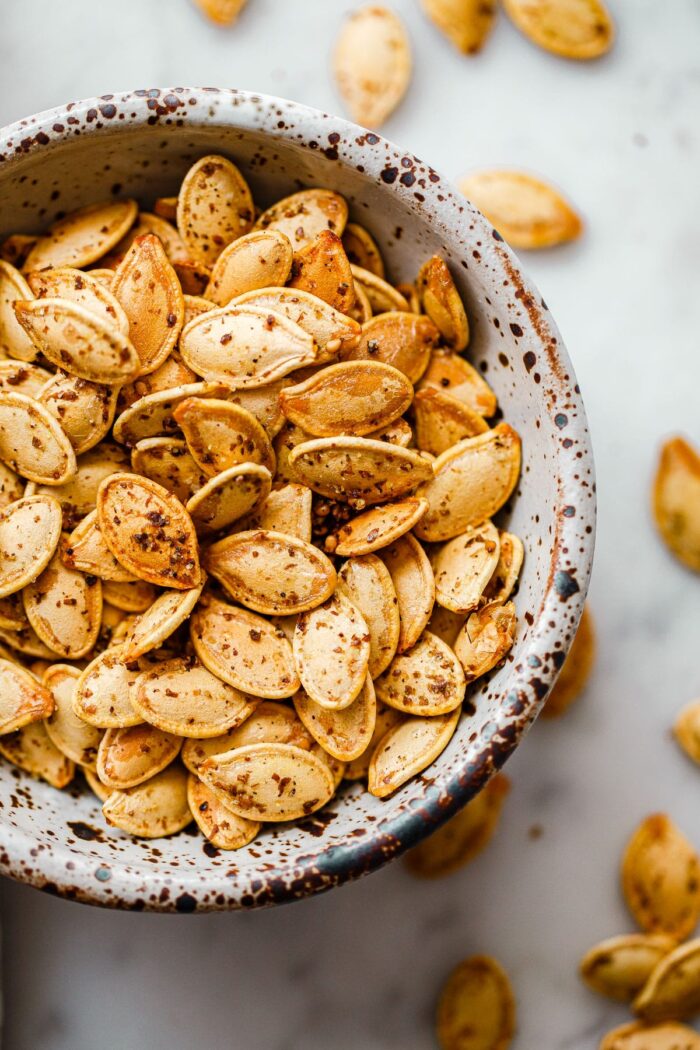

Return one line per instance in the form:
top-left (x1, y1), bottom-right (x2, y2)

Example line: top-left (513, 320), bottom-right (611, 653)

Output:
top-left (181, 701), bottom-right (312, 774)
top-left (421, 0), bottom-right (496, 53)
top-left (294, 591), bottom-right (371, 710)
top-left (121, 578), bottom-right (205, 661)
top-left (580, 934), bottom-right (678, 1003)
top-left (289, 436), bottom-right (432, 506)
top-left (599, 1022), bottom-right (700, 1050)
top-left (0, 657), bottom-right (54, 734)
top-left (200, 741), bottom-right (335, 822)
top-left (187, 774), bottom-right (260, 850)
top-left (633, 938), bottom-right (700, 1022)
top-left (341, 311), bottom-right (438, 383)
top-left (73, 645), bottom-right (143, 728)
top-left (38, 373), bottom-right (119, 456)
top-left (459, 169), bottom-right (583, 249)
top-left (413, 388), bottom-right (489, 456)
top-left (673, 699), bottom-right (700, 766)
top-left (379, 533), bottom-right (435, 652)
top-left (293, 676), bottom-right (376, 762)
top-left (190, 595), bottom-right (299, 698)
top-left (622, 814), bottom-right (700, 940)
top-left (103, 763), bottom-right (192, 839)
top-left (454, 600), bottom-right (516, 682)
top-left (0, 720), bottom-right (73, 787)
top-left (417, 255), bottom-right (469, 350)
top-left (254, 189), bottom-right (348, 249)
top-left (96, 723), bottom-right (181, 790)
top-left (23, 199), bottom-right (138, 272)
top-left (432, 520), bottom-right (501, 613)
top-left (418, 349), bottom-right (497, 417)
top-left (0, 392), bottom-right (76, 485)
top-left (177, 154), bottom-right (254, 267)
top-left (97, 472), bottom-right (201, 589)
top-left (43, 664), bottom-right (102, 768)
top-left (100, 578), bottom-right (156, 613)
top-left (337, 555), bottom-right (400, 677)
top-left (186, 463), bottom-right (272, 535)
top-left (230, 286), bottom-right (360, 358)
top-left (368, 706), bottom-right (460, 798)
top-left (173, 396), bottom-right (275, 476)
top-left (23, 547), bottom-right (102, 659)
top-left (26, 266), bottom-right (129, 336)
top-left (236, 481), bottom-right (312, 541)
top-left (288, 230), bottom-right (355, 314)
top-left (436, 955), bottom-right (516, 1050)
top-left (415, 425), bottom-right (520, 542)
top-left (342, 223), bottom-right (385, 278)
top-left (0, 495), bottom-right (62, 598)
top-left (204, 529), bottom-right (335, 615)
top-left (376, 630), bottom-right (466, 716)
top-left (334, 5), bottom-right (412, 127)
top-left (333, 497), bottom-right (428, 556)
top-left (205, 228), bottom-right (293, 306)
top-left (112, 381), bottom-right (229, 446)
top-left (652, 436), bottom-right (700, 573)
top-left (503, 0), bottom-right (614, 60)
top-left (0, 261), bottom-right (38, 361)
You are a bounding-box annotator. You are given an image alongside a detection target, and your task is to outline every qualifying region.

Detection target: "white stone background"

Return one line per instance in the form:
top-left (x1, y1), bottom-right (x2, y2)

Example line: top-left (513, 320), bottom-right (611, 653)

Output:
top-left (0, 1), bottom-right (698, 1047)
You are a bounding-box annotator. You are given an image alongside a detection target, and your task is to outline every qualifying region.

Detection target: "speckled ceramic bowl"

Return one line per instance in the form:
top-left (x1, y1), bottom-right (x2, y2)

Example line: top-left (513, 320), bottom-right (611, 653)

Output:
top-left (0, 88), bottom-right (594, 911)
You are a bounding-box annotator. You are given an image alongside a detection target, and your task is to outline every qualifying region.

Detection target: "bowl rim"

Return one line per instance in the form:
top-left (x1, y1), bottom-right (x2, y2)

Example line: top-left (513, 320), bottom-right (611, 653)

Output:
top-left (0, 87), bottom-right (595, 911)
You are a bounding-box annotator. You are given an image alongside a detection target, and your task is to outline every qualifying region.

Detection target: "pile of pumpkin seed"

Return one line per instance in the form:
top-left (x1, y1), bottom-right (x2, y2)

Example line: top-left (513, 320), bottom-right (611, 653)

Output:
top-left (0, 153), bottom-right (522, 847)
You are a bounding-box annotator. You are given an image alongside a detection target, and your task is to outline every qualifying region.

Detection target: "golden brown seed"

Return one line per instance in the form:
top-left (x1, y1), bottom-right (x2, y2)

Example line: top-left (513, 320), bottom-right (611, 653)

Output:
top-left (65, 513), bottom-right (133, 587)
top-left (542, 604), bottom-right (595, 717)
top-left (38, 373), bottom-right (119, 456)
top-left (121, 579), bottom-right (205, 661)
top-left (254, 189), bottom-right (348, 250)
top-left (193, 0), bottom-right (247, 24)
top-left (622, 814), bottom-right (700, 940)
top-left (0, 495), bottom-right (63, 598)
top-left (44, 664), bottom-right (103, 769)
top-left (230, 286), bottom-right (360, 359)
top-left (205, 529), bottom-right (336, 615)
top-left (459, 169), bottom-right (583, 249)
top-left (181, 702), bottom-right (312, 774)
top-left (633, 938), bottom-right (700, 1022)
top-left (379, 533), bottom-right (435, 653)
top-left (179, 304), bottom-right (317, 388)
top-left (0, 720), bottom-right (73, 787)
top-left (334, 497), bottom-right (428, 557)
top-left (454, 600), bottom-right (516, 682)
top-left (293, 676), bottom-right (377, 761)
top-left (288, 230), bottom-right (355, 314)
top-left (599, 1022), bottom-right (700, 1050)
top-left (103, 764), bottom-right (192, 839)
top-left (96, 723), bottom-right (182, 790)
top-left (25, 442), bottom-right (128, 528)
top-left (350, 265), bottom-right (409, 314)
top-left (341, 223), bottom-right (385, 279)
top-left (414, 388), bottom-right (489, 456)
top-left (436, 955), bottom-right (516, 1050)
top-left (73, 646), bottom-right (143, 729)
top-left (344, 702), bottom-right (402, 781)
top-left (289, 436), bottom-right (432, 506)
top-left (280, 360), bottom-right (412, 438)
top-left (333, 6), bottom-right (412, 128)
top-left (376, 630), bottom-right (466, 716)
top-left (111, 233), bottom-right (185, 377)
top-left (293, 591), bottom-right (371, 710)
top-left (102, 212), bottom-right (192, 270)
top-left (0, 359), bottom-right (51, 397)
top-left (421, 0), bottom-right (496, 53)
top-left (0, 392), bottom-right (77, 485)
top-left (341, 311), bottom-right (438, 384)
top-left (415, 425), bottom-right (521, 542)
top-left (13, 298), bottom-right (140, 385)
top-left (224, 379), bottom-right (290, 439)
top-left (97, 472), bottom-right (201, 590)
top-left (337, 555), bottom-right (400, 678)
top-left (186, 463), bottom-right (272, 535)
top-left (117, 353), bottom-right (198, 410)
top-left (200, 742), bottom-right (335, 822)
top-left (673, 699), bottom-right (700, 765)
top-left (368, 707), bottom-right (460, 798)
top-left (0, 260), bottom-right (38, 361)
top-left (112, 381), bottom-right (230, 446)
top-left (0, 658), bottom-right (54, 734)
top-left (130, 436), bottom-right (208, 503)
top-left (205, 229), bottom-right (293, 306)
top-left (406, 774), bottom-right (511, 878)
top-left (101, 579), bottom-right (156, 613)
top-left (418, 349), bottom-right (497, 417)
top-left (483, 531), bottom-right (524, 604)
top-left (177, 154), bottom-right (254, 267)
top-left (432, 520), bottom-right (501, 613)
top-left (187, 775), bottom-right (260, 850)
top-left (652, 436), bottom-right (700, 573)
top-left (23, 199), bottom-right (138, 272)
top-left (503, 0), bottom-right (614, 60)
top-left (26, 266), bottom-right (129, 335)
top-left (579, 934), bottom-right (678, 1003)
top-left (0, 624), bottom-right (55, 659)
top-left (417, 256), bottom-right (469, 351)
top-left (173, 396), bottom-right (275, 477)
top-left (236, 482), bottom-right (312, 541)
top-left (23, 548), bottom-right (102, 659)
top-left (133, 657), bottom-right (258, 738)
top-left (190, 595), bottom-right (300, 699)
top-left (0, 462), bottom-right (24, 509)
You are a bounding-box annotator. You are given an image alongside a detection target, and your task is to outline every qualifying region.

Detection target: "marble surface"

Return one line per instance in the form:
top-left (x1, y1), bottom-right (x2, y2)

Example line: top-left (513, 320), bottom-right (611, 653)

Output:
top-left (1, 1), bottom-right (699, 1047)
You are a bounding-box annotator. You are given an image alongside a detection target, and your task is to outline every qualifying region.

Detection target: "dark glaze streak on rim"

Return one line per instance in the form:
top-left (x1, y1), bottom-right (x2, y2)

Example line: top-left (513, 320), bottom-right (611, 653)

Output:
top-left (0, 88), bottom-right (596, 911)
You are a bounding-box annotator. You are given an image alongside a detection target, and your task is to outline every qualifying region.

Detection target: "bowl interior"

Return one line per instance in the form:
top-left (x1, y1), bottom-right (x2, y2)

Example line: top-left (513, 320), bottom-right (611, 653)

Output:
top-left (0, 90), bottom-right (594, 910)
